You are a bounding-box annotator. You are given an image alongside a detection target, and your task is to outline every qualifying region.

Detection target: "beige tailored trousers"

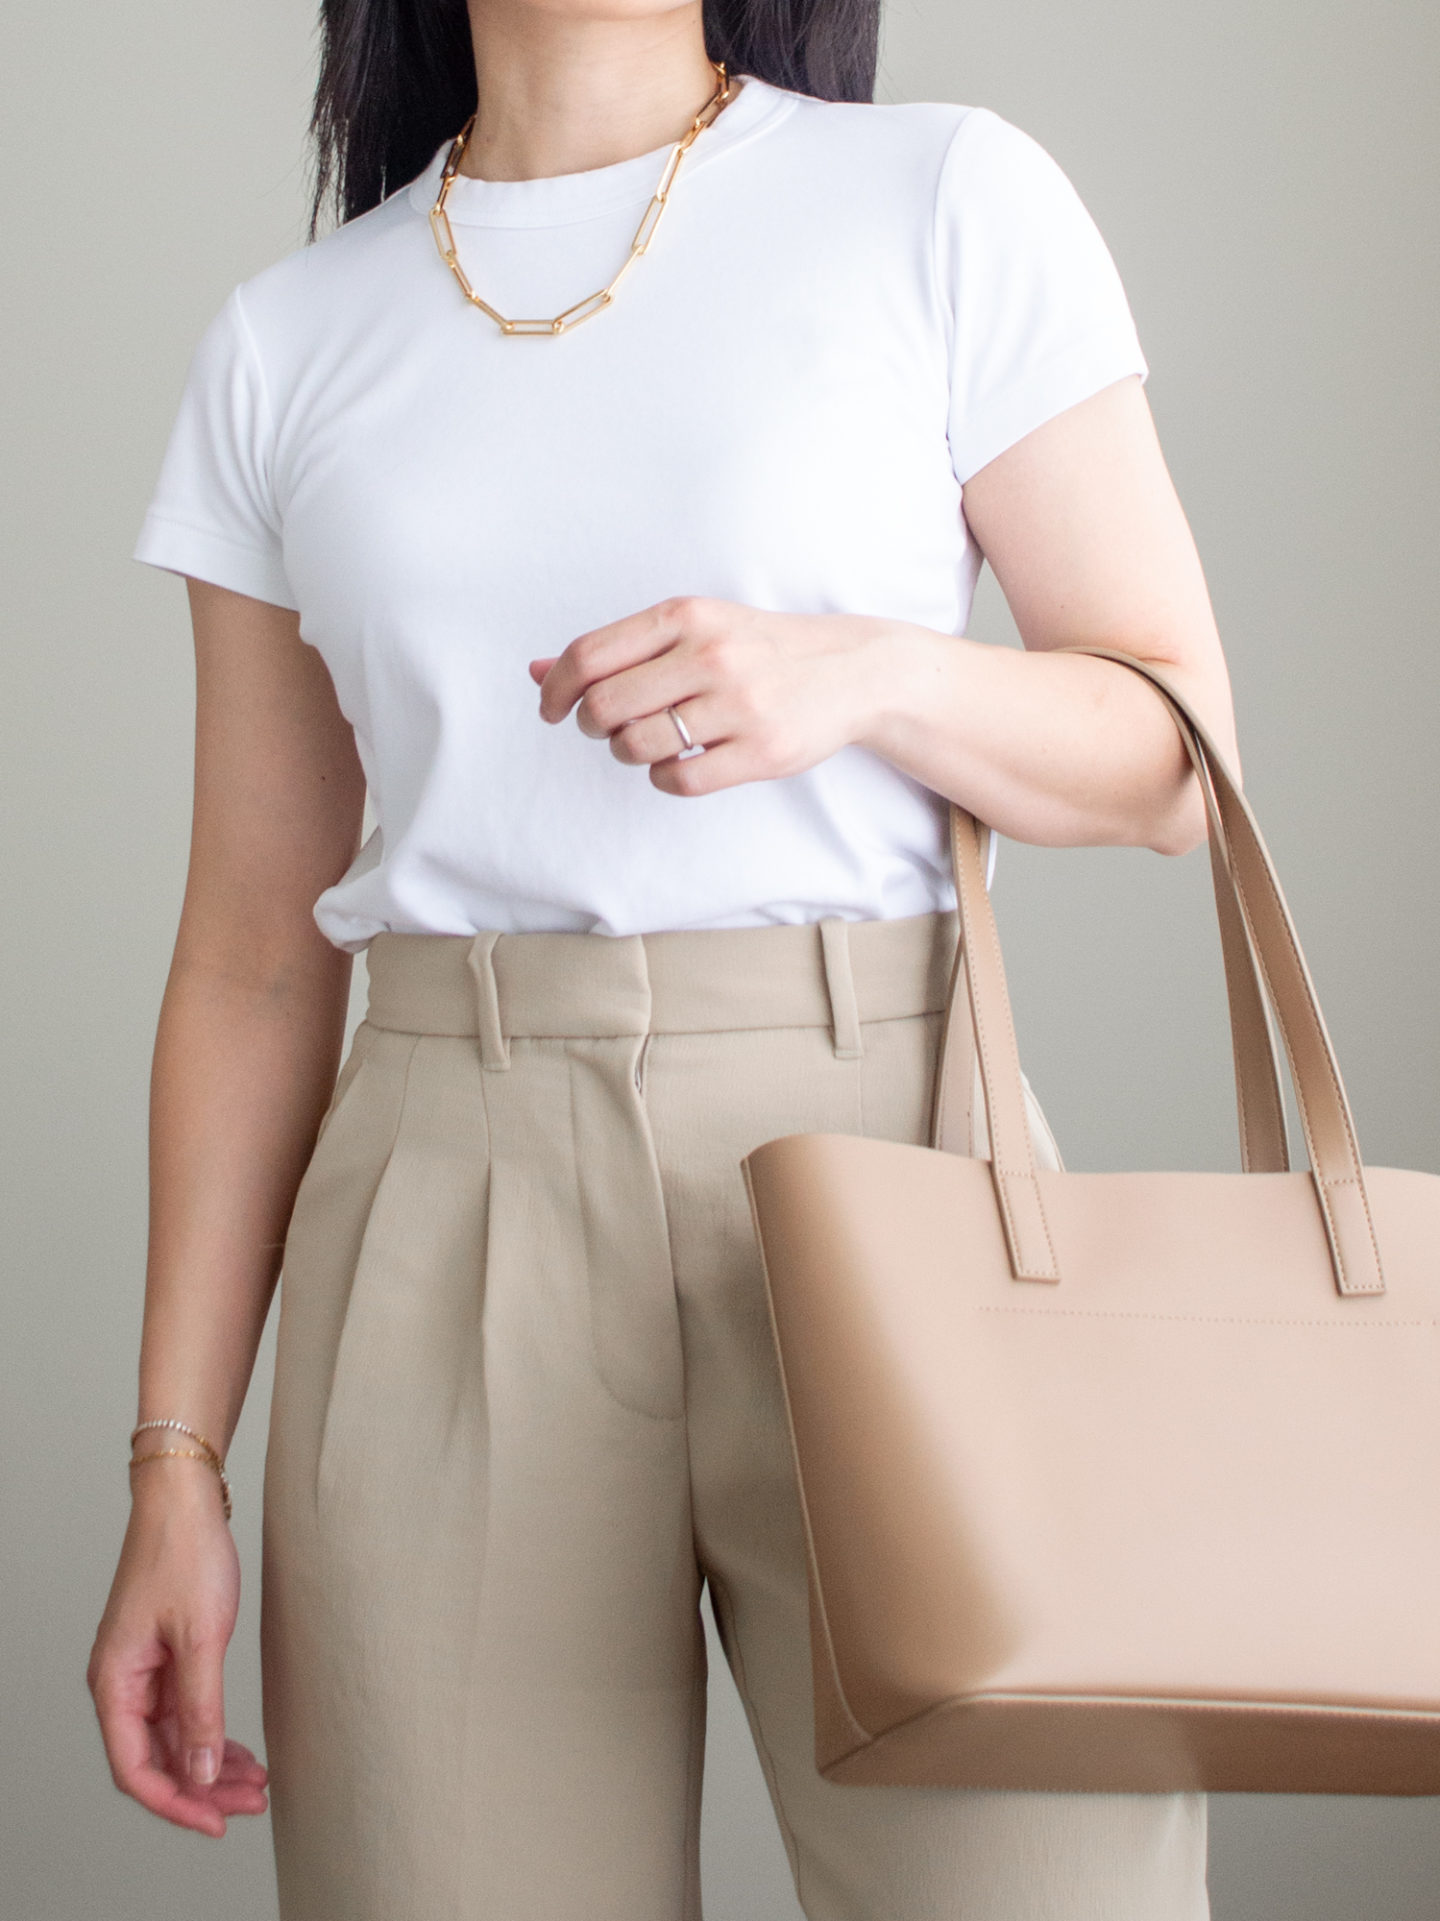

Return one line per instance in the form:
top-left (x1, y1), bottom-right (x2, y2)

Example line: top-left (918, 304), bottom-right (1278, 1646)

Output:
top-left (261, 908), bottom-right (1209, 1921)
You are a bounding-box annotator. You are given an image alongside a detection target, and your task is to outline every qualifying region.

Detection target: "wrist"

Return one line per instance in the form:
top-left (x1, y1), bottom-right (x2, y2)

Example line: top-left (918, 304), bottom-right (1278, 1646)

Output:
top-left (128, 1454), bottom-right (231, 1524)
top-left (848, 621), bottom-right (956, 762)
top-left (129, 1417), bottom-right (233, 1521)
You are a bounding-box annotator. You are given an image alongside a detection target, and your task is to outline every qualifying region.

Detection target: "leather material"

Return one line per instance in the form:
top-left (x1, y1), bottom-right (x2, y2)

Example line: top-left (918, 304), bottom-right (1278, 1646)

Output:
top-left (740, 647), bottom-right (1440, 1793)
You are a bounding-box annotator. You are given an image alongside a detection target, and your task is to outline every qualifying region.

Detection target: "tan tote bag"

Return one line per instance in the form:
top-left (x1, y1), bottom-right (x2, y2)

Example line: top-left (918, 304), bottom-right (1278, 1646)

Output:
top-left (740, 644), bottom-right (1440, 1796)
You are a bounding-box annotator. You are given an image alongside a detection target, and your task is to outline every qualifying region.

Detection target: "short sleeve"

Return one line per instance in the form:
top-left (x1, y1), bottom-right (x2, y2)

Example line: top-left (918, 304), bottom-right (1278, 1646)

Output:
top-left (131, 284), bottom-right (299, 610)
top-left (936, 108), bottom-right (1149, 487)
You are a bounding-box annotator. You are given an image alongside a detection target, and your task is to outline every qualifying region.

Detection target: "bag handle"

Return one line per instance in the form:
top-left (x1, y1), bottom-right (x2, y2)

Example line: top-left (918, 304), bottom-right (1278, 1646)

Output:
top-left (932, 724), bottom-right (1292, 1176)
top-left (933, 644), bottom-right (1385, 1299)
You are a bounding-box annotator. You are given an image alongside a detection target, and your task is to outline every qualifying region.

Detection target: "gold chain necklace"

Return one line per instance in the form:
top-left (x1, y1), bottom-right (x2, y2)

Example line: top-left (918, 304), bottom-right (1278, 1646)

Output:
top-left (428, 62), bottom-right (733, 337)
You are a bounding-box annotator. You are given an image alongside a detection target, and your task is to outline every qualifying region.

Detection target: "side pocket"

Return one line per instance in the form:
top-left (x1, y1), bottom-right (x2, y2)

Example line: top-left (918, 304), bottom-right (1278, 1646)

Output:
top-left (312, 1019), bottom-right (375, 1154)
top-left (284, 1021), bottom-right (382, 1263)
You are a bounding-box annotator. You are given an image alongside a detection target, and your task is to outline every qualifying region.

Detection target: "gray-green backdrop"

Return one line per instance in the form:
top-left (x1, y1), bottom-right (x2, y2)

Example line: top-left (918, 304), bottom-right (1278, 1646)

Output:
top-left (3, 1), bottom-right (1436, 1915)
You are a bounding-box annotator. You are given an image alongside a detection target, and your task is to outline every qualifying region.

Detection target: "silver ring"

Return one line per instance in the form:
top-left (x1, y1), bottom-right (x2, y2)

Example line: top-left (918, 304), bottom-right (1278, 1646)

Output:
top-left (666, 704), bottom-right (703, 757)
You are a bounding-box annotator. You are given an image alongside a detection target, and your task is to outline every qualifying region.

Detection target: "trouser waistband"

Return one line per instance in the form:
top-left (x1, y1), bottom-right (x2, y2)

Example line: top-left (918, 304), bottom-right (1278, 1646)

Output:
top-left (362, 910), bottom-right (960, 1066)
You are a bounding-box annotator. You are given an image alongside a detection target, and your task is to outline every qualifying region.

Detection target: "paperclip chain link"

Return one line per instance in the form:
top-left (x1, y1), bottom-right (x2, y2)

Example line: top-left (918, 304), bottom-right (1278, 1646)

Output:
top-left (429, 63), bottom-right (733, 337)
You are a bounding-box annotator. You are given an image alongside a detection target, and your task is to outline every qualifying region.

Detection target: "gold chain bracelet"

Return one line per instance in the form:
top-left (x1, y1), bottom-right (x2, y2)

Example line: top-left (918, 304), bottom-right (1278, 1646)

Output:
top-left (428, 61), bottom-right (733, 337)
top-left (129, 1419), bottom-right (232, 1521)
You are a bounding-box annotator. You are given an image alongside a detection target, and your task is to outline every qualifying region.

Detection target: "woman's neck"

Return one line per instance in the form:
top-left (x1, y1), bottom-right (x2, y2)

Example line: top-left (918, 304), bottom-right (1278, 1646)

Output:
top-left (460, 2), bottom-right (723, 183)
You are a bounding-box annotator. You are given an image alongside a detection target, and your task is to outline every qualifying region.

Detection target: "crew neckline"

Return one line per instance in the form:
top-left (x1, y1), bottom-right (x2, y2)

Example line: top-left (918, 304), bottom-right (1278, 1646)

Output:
top-left (405, 74), bottom-right (799, 229)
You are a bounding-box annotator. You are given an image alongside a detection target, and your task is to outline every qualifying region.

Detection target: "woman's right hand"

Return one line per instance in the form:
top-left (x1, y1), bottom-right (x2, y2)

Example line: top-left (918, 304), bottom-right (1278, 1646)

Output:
top-left (87, 1464), bottom-right (270, 1838)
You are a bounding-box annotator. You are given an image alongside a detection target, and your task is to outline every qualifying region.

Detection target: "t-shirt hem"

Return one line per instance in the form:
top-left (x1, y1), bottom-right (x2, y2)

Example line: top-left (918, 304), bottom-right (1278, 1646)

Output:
top-left (952, 334), bottom-right (1150, 487)
top-left (132, 512), bottom-right (300, 612)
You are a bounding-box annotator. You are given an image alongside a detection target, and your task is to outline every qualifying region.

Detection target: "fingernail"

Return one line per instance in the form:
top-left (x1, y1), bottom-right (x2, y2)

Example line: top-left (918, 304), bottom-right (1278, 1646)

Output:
top-left (189, 1746), bottom-right (219, 1785)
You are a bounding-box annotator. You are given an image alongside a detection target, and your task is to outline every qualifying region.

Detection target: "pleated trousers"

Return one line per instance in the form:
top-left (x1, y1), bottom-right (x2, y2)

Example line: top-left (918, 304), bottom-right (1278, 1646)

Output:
top-left (260, 907), bottom-right (1209, 1920)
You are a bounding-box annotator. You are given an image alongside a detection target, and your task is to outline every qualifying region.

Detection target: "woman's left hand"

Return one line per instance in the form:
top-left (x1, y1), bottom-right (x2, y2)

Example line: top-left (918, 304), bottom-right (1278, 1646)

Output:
top-left (529, 597), bottom-right (899, 797)
top-left (529, 382), bottom-right (1239, 853)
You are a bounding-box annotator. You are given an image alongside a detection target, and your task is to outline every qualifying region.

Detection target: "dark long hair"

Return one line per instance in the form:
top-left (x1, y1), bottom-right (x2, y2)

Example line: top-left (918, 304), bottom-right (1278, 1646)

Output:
top-left (306, 0), bottom-right (882, 239)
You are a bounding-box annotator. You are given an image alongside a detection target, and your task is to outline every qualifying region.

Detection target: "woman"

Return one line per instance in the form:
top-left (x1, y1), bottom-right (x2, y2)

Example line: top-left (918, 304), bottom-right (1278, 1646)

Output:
top-left (88, 0), bottom-right (1236, 1914)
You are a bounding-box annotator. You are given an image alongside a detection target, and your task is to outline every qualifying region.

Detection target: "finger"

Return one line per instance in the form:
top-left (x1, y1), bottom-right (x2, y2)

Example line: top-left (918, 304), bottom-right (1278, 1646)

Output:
top-left (650, 736), bottom-right (766, 798)
top-left (129, 1765), bottom-right (230, 1835)
top-left (526, 656), bottom-right (559, 684)
top-left (538, 598), bottom-right (702, 725)
top-left (208, 1777), bottom-right (270, 1817)
top-left (95, 1677), bottom-right (228, 1835)
top-left (218, 1736), bottom-right (269, 1785)
top-left (182, 1737), bottom-right (270, 1815)
top-left (91, 1639), bottom-right (221, 1834)
top-left (610, 693), bottom-right (723, 767)
top-left (579, 651), bottom-right (715, 745)
top-left (168, 1622), bottom-right (229, 1798)
top-left (128, 1714), bottom-right (263, 1827)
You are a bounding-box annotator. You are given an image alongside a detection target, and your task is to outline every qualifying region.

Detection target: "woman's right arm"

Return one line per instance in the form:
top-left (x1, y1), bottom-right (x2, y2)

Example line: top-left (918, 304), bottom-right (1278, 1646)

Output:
top-left (87, 578), bottom-right (367, 1837)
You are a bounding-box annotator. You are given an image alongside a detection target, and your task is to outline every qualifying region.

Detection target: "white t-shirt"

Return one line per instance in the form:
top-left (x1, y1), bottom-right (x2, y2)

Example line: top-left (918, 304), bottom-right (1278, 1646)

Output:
top-left (133, 75), bottom-right (1147, 949)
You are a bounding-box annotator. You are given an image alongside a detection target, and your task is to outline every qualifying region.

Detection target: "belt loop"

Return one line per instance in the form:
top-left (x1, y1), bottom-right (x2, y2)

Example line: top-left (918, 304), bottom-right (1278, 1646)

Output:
top-left (465, 932), bottom-right (511, 1070)
top-left (818, 917), bottom-right (864, 1061)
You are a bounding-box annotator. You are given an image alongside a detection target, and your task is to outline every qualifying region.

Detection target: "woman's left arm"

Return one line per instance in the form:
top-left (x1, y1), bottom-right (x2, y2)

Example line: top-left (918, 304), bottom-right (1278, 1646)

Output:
top-left (535, 375), bottom-right (1235, 858)
top-left (877, 373), bottom-right (1235, 856)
